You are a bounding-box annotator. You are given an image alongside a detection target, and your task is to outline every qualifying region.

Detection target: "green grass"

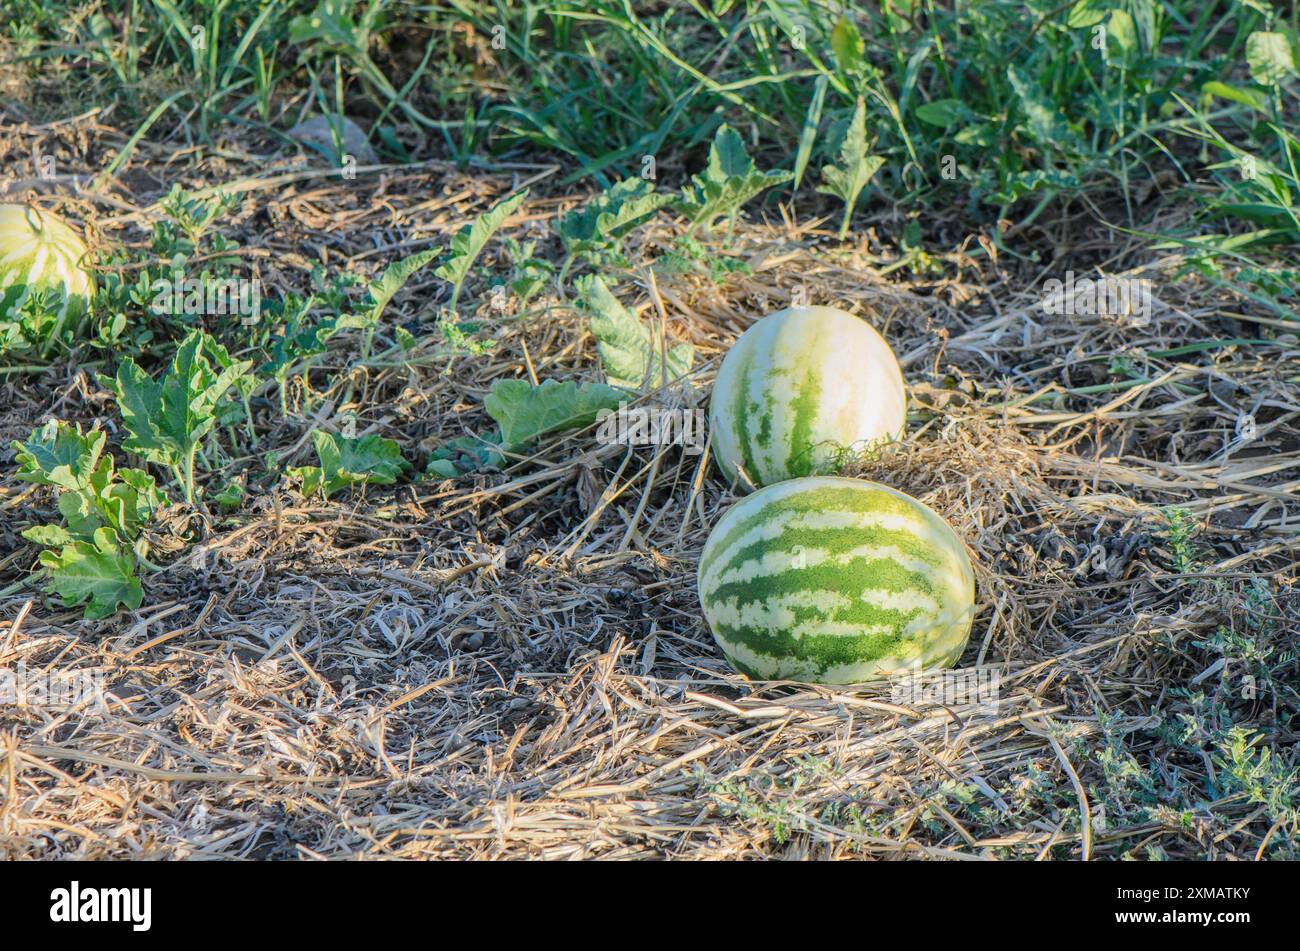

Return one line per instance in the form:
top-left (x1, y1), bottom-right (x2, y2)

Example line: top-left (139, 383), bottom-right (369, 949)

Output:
top-left (3, 2), bottom-right (1295, 240)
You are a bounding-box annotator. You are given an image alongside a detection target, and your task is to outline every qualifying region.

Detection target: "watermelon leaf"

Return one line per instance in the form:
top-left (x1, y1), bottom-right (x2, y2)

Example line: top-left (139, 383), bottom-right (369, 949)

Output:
top-left (366, 248), bottom-right (441, 324)
top-left (423, 431), bottom-right (505, 478)
top-left (576, 275), bottom-right (693, 393)
top-left (817, 97), bottom-right (886, 239)
top-left (12, 418), bottom-right (105, 491)
top-left (38, 528), bottom-right (144, 620)
top-left (99, 330), bottom-right (253, 504)
top-left (12, 419), bottom-right (165, 551)
top-left (558, 178), bottom-right (671, 266)
top-left (435, 189), bottom-right (529, 313)
top-left (1006, 65), bottom-right (1083, 153)
top-left (290, 430), bottom-right (411, 500)
top-left (11, 420), bottom-right (162, 619)
top-left (484, 378), bottom-right (624, 452)
top-left (675, 125), bottom-right (792, 233)
top-left (261, 293), bottom-right (334, 386)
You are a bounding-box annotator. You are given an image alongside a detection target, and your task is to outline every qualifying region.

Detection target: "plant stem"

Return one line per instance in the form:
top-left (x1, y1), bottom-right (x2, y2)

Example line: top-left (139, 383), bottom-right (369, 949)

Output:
top-left (184, 449), bottom-right (197, 505)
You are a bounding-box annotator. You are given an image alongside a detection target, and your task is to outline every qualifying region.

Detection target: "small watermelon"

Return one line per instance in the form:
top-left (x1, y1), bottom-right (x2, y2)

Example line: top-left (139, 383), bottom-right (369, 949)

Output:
top-left (0, 203), bottom-right (95, 350)
top-left (709, 306), bottom-right (905, 491)
top-left (698, 476), bottom-right (975, 684)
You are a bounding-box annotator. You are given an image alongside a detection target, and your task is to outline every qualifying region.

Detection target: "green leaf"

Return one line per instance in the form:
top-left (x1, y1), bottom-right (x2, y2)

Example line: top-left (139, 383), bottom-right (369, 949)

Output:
top-left (261, 294), bottom-right (333, 382)
top-left (576, 275), bottom-right (694, 392)
top-left (101, 330), bottom-right (253, 502)
top-left (1246, 31), bottom-right (1296, 86)
top-left (12, 420), bottom-right (104, 491)
top-left (203, 332), bottom-right (259, 428)
top-left (288, 0), bottom-right (368, 57)
top-left (108, 358), bottom-right (167, 465)
top-left (39, 528), bottom-right (144, 620)
top-left (915, 98), bottom-right (973, 127)
top-left (1200, 81), bottom-right (1268, 110)
top-left (106, 468), bottom-right (166, 538)
top-left (12, 420), bottom-right (164, 553)
top-left (434, 190), bottom-right (529, 312)
top-left (992, 168), bottom-right (1081, 204)
top-left (817, 98), bottom-right (886, 239)
top-left (558, 178), bottom-right (671, 263)
top-left (292, 430), bottom-right (411, 499)
top-left (367, 248), bottom-right (441, 323)
top-left (22, 524), bottom-right (72, 547)
top-left (288, 465), bottom-right (325, 497)
top-left (58, 483), bottom-right (108, 542)
top-left (484, 378), bottom-right (625, 452)
top-left (1066, 0), bottom-right (1110, 29)
top-left (1107, 9), bottom-right (1137, 59)
top-left (503, 236), bottom-right (555, 306)
top-left (424, 459), bottom-right (463, 480)
top-left (675, 125), bottom-right (792, 232)
top-left (830, 15), bottom-right (865, 74)
top-left (792, 75), bottom-right (829, 191)
top-left (212, 481), bottom-right (247, 511)
top-left (319, 431), bottom-right (409, 485)
top-left (423, 432), bottom-right (505, 477)
top-left (54, 458), bottom-right (163, 545)
top-left (1006, 65), bottom-right (1081, 152)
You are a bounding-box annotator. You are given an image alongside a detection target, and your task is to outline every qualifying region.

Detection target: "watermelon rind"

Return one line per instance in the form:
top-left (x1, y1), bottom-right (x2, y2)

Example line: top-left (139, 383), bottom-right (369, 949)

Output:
top-left (698, 476), bottom-right (975, 684)
top-left (0, 203), bottom-right (95, 351)
top-left (709, 306), bottom-right (906, 491)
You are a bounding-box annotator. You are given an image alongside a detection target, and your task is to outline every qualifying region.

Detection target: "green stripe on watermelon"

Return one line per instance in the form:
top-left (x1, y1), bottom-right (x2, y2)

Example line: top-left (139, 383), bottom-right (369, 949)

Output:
top-left (729, 343), bottom-right (764, 485)
top-left (698, 477), bottom-right (975, 683)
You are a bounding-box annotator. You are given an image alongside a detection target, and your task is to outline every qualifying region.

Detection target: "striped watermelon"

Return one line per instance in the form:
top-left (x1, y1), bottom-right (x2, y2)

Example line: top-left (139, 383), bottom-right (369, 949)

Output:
top-left (697, 476), bottom-right (975, 684)
top-left (709, 306), bottom-right (905, 491)
top-left (0, 203), bottom-right (95, 347)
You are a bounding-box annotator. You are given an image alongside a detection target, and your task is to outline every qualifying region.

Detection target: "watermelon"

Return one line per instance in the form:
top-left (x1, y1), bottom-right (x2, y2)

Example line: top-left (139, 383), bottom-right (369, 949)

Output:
top-left (0, 203), bottom-right (95, 350)
top-left (709, 306), bottom-right (905, 491)
top-left (697, 476), bottom-right (975, 684)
